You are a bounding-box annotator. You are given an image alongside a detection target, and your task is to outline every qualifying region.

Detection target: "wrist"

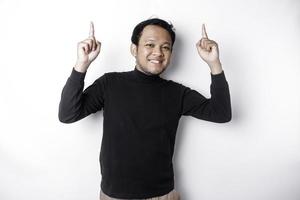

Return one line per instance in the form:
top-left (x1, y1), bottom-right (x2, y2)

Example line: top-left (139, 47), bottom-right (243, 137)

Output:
top-left (208, 60), bottom-right (223, 75)
top-left (74, 61), bottom-right (89, 73)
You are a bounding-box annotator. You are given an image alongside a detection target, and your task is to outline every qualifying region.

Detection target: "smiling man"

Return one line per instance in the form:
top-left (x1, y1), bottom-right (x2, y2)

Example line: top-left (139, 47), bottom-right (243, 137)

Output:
top-left (130, 24), bottom-right (173, 76)
top-left (59, 18), bottom-right (231, 200)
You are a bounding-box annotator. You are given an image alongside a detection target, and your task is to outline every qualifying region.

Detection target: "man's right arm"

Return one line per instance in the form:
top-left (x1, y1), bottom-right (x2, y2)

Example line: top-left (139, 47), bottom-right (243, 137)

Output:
top-left (59, 22), bottom-right (103, 123)
top-left (58, 67), bottom-right (106, 123)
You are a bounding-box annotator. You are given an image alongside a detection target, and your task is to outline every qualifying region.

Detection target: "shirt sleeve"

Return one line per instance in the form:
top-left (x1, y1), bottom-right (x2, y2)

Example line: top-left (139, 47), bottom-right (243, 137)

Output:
top-left (181, 71), bottom-right (232, 123)
top-left (58, 68), bottom-right (107, 123)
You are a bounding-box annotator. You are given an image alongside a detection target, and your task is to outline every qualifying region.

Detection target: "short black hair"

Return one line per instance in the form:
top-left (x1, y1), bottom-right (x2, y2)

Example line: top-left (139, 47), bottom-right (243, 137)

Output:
top-left (131, 18), bottom-right (176, 47)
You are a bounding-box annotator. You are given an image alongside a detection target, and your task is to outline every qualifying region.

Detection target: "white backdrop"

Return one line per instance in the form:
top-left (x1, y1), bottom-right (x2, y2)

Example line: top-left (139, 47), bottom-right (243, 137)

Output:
top-left (1, 0), bottom-right (300, 199)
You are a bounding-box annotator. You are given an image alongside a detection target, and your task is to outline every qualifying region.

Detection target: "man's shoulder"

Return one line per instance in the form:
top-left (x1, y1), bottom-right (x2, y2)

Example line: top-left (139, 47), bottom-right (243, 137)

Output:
top-left (165, 79), bottom-right (187, 89)
top-left (93, 70), bottom-right (134, 84)
top-left (96, 70), bottom-right (124, 79)
top-left (102, 69), bottom-right (132, 77)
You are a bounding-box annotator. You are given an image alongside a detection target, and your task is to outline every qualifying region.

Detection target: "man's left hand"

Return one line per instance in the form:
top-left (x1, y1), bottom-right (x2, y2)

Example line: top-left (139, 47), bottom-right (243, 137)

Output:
top-left (196, 24), bottom-right (223, 74)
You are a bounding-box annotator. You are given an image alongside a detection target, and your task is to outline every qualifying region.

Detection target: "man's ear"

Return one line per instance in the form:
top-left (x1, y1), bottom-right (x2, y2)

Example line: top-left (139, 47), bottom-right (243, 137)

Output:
top-left (130, 43), bottom-right (137, 57)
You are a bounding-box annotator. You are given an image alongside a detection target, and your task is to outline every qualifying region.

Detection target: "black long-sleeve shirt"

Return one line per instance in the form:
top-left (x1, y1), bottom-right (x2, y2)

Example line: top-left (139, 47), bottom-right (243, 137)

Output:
top-left (58, 66), bottom-right (231, 199)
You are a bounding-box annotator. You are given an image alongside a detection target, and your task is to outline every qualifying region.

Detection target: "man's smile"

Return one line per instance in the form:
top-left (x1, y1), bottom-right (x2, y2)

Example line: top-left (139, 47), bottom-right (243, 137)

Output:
top-left (148, 59), bottom-right (163, 64)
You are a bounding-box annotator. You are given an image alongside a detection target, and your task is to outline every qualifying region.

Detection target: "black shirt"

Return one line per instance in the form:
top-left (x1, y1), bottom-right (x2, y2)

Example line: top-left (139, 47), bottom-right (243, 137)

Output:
top-left (58, 67), bottom-right (231, 199)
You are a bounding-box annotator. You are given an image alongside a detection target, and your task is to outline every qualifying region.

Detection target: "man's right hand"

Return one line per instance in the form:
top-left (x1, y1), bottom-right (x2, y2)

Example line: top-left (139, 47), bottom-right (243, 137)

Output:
top-left (74, 21), bottom-right (101, 73)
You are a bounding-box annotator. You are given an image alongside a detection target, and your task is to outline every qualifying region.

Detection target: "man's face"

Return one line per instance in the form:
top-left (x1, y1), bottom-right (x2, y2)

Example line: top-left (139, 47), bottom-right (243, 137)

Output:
top-left (131, 25), bottom-right (173, 75)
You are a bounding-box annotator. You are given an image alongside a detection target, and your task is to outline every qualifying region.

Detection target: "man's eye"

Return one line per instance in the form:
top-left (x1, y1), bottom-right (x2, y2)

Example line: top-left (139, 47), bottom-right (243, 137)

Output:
top-left (162, 46), bottom-right (171, 50)
top-left (146, 44), bottom-right (154, 47)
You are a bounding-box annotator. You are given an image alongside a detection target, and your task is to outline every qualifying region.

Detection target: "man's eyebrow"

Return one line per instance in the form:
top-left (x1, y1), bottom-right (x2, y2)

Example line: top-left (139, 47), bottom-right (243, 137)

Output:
top-left (144, 39), bottom-right (171, 45)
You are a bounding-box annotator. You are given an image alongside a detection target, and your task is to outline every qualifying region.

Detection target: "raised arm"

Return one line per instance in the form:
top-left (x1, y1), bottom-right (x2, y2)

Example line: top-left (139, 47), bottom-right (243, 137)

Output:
top-left (58, 22), bottom-right (105, 123)
top-left (181, 24), bottom-right (231, 123)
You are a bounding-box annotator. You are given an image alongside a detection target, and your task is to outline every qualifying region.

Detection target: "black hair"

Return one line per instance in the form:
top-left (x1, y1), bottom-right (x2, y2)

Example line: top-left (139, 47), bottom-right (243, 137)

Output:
top-left (131, 18), bottom-right (176, 47)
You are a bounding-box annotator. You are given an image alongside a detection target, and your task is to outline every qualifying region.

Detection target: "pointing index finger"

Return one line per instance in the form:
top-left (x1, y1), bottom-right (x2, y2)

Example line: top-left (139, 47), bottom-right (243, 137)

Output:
top-left (202, 24), bottom-right (208, 38)
top-left (89, 21), bottom-right (95, 38)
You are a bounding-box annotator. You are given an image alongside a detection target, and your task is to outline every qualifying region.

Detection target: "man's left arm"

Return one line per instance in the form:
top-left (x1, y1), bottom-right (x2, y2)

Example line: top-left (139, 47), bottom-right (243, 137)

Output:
top-left (181, 24), bottom-right (231, 123)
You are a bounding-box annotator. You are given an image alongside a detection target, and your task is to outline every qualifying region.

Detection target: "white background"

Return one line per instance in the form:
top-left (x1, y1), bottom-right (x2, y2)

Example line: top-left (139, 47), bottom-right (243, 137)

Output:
top-left (1, 0), bottom-right (300, 199)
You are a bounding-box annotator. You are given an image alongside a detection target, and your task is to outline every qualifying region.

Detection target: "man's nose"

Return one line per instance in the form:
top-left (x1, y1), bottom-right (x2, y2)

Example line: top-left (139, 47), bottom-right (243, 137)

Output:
top-left (152, 46), bottom-right (163, 56)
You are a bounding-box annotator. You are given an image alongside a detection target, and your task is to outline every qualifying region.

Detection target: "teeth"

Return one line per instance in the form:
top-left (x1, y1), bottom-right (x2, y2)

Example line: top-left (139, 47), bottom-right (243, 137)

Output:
top-left (150, 60), bottom-right (161, 64)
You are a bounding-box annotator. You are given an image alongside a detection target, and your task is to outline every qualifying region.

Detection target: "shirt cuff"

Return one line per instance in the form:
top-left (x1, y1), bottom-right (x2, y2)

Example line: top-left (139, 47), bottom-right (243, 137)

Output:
top-left (210, 70), bottom-right (228, 88)
top-left (69, 67), bottom-right (86, 84)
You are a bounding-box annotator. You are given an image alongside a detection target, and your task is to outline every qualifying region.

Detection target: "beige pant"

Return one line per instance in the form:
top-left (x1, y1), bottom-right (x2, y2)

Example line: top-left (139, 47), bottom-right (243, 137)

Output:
top-left (100, 189), bottom-right (180, 200)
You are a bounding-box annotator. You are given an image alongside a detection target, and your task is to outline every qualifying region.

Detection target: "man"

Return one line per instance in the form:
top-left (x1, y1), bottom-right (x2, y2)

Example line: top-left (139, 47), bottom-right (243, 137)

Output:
top-left (59, 18), bottom-right (231, 200)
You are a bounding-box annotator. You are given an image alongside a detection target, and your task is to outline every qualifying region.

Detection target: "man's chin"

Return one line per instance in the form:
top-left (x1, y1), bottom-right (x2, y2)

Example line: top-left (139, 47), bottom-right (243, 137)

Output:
top-left (137, 64), bottom-right (167, 76)
top-left (149, 66), bottom-right (167, 75)
top-left (148, 69), bottom-right (164, 76)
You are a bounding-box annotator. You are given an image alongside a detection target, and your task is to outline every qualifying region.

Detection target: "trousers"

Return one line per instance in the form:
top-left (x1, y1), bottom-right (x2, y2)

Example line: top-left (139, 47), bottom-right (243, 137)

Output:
top-left (100, 189), bottom-right (181, 200)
